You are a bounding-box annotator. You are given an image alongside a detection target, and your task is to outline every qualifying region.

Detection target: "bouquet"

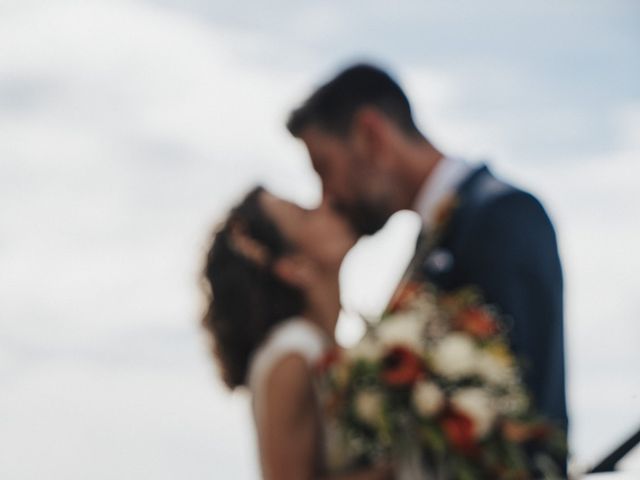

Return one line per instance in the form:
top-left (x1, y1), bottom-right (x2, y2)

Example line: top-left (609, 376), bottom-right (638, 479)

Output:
top-left (316, 282), bottom-right (566, 479)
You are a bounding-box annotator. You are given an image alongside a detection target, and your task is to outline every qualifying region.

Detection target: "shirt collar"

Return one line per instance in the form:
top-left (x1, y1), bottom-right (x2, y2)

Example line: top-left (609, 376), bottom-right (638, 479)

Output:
top-left (412, 156), bottom-right (472, 230)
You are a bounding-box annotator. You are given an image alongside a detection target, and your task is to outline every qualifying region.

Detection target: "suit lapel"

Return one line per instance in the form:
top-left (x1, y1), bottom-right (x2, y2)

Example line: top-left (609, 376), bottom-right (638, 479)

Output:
top-left (386, 165), bottom-right (490, 313)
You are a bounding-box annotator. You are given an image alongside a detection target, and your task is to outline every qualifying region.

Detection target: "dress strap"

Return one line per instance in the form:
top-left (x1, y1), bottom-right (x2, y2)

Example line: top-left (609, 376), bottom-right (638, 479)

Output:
top-left (248, 318), bottom-right (328, 397)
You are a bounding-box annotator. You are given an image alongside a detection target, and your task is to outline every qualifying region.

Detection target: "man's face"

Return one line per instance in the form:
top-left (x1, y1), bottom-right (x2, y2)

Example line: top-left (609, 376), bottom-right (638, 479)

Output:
top-left (299, 125), bottom-right (395, 236)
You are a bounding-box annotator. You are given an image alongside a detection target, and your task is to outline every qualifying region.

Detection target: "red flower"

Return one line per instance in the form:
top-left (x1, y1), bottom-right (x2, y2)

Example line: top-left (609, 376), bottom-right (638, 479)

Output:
top-left (315, 347), bottom-right (341, 375)
top-left (440, 409), bottom-right (478, 456)
top-left (380, 346), bottom-right (424, 387)
top-left (456, 307), bottom-right (499, 339)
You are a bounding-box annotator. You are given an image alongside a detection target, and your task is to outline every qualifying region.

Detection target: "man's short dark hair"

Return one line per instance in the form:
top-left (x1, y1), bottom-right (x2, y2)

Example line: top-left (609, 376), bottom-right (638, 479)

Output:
top-left (287, 63), bottom-right (421, 138)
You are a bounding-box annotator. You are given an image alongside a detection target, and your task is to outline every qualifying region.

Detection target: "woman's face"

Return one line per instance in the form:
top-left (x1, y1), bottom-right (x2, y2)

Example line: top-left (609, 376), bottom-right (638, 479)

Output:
top-left (260, 191), bottom-right (357, 273)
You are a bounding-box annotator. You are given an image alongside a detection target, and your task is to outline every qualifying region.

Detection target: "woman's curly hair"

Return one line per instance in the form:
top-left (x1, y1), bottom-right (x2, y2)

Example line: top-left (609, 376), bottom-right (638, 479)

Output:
top-left (201, 187), bottom-right (304, 389)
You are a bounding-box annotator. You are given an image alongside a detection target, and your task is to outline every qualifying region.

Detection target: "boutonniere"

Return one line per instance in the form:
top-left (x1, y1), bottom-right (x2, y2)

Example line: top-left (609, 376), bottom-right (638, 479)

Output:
top-left (417, 193), bottom-right (460, 257)
top-left (432, 193), bottom-right (460, 238)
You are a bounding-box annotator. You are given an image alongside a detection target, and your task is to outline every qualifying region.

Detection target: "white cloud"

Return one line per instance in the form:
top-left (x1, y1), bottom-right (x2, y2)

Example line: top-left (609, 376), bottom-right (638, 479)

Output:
top-left (0, 0), bottom-right (315, 338)
top-left (0, 356), bottom-right (259, 480)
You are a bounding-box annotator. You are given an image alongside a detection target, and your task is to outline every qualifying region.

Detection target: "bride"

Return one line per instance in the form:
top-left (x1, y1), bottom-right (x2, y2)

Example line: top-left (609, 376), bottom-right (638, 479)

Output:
top-left (201, 187), bottom-right (393, 480)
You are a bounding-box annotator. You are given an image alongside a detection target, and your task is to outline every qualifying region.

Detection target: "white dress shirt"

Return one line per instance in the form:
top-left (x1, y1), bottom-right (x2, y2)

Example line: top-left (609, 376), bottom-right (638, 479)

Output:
top-left (412, 156), bottom-right (473, 231)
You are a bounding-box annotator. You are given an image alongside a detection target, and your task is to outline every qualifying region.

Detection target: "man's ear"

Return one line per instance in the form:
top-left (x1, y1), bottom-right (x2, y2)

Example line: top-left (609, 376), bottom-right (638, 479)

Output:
top-left (351, 107), bottom-right (390, 166)
top-left (272, 255), bottom-right (314, 289)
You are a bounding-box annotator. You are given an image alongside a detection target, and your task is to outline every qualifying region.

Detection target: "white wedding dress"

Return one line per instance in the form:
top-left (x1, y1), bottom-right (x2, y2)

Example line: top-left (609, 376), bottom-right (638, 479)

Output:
top-left (247, 317), bottom-right (426, 479)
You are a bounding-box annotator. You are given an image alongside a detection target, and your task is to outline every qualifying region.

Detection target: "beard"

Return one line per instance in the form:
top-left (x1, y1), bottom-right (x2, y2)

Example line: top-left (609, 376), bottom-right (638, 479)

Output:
top-left (333, 197), bottom-right (393, 237)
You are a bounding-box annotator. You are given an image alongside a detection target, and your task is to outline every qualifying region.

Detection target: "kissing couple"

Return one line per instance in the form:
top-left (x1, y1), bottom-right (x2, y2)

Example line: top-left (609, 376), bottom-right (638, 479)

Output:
top-left (201, 64), bottom-right (568, 479)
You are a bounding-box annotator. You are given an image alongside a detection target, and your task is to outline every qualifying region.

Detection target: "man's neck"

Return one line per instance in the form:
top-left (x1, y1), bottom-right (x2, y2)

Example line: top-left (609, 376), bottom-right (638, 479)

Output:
top-left (401, 140), bottom-right (445, 211)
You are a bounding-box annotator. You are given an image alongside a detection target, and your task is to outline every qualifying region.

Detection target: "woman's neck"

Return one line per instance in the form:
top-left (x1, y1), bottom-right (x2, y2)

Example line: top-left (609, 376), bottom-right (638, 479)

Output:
top-left (302, 275), bottom-right (341, 342)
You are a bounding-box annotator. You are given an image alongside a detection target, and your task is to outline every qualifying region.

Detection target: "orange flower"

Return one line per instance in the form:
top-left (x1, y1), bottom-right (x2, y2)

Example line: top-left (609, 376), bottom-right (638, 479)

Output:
top-left (456, 307), bottom-right (499, 339)
top-left (380, 346), bottom-right (424, 387)
top-left (440, 409), bottom-right (478, 456)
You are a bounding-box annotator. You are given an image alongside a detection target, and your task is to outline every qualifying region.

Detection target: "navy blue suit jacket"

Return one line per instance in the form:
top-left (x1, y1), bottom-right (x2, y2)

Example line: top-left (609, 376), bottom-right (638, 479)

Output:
top-left (421, 165), bottom-right (568, 432)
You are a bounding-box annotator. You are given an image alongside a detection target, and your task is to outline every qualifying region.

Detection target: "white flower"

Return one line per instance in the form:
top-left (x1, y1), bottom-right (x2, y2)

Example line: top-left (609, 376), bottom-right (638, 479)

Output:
top-left (430, 333), bottom-right (478, 379)
top-left (450, 388), bottom-right (496, 438)
top-left (354, 390), bottom-right (384, 428)
top-left (475, 350), bottom-right (513, 385)
top-left (376, 312), bottom-right (425, 352)
top-left (412, 381), bottom-right (445, 418)
top-left (347, 336), bottom-right (385, 363)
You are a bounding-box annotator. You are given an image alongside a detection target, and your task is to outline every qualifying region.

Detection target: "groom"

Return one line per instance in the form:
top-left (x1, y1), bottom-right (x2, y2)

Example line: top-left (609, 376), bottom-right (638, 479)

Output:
top-left (287, 63), bottom-right (568, 449)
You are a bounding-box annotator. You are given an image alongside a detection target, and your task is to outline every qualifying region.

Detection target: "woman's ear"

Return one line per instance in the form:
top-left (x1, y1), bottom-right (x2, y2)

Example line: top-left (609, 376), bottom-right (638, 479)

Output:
top-left (272, 255), bottom-right (314, 289)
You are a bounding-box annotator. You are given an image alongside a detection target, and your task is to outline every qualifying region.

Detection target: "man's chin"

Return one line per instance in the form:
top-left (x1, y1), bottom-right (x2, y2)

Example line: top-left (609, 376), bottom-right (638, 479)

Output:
top-left (331, 200), bottom-right (391, 237)
top-left (347, 210), bottom-right (390, 237)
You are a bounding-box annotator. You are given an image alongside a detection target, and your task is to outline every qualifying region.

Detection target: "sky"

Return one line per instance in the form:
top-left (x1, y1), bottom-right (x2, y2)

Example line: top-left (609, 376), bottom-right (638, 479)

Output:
top-left (0, 0), bottom-right (639, 478)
